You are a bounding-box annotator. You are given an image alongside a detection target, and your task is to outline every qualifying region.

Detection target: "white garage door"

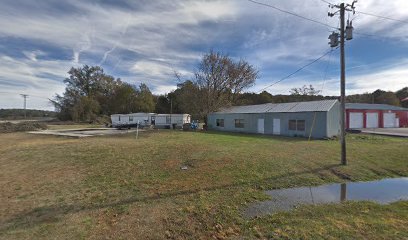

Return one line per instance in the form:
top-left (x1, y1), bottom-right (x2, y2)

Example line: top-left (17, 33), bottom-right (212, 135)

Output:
top-left (366, 112), bottom-right (378, 128)
top-left (349, 112), bottom-right (363, 129)
top-left (383, 113), bottom-right (396, 128)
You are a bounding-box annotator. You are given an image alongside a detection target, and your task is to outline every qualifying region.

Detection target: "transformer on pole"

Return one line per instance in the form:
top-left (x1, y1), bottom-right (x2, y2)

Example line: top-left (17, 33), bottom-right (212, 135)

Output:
top-left (327, 1), bottom-right (357, 166)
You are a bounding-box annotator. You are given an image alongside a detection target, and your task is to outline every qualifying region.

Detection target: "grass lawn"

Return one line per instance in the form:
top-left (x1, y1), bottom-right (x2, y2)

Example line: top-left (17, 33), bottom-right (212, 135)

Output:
top-left (0, 129), bottom-right (407, 239)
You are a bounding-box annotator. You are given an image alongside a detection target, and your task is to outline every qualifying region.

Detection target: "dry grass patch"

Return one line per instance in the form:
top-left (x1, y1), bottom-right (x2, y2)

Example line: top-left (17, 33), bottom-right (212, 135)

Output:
top-left (0, 130), bottom-right (407, 239)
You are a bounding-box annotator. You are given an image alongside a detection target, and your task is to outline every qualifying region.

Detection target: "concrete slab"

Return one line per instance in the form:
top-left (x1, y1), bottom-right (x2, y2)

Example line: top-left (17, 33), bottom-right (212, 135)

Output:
top-left (29, 128), bottom-right (140, 138)
top-left (360, 128), bottom-right (408, 137)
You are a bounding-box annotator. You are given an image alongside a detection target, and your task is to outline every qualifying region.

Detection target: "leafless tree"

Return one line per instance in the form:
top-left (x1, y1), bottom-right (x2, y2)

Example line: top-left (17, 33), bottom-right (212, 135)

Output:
top-left (194, 50), bottom-right (258, 117)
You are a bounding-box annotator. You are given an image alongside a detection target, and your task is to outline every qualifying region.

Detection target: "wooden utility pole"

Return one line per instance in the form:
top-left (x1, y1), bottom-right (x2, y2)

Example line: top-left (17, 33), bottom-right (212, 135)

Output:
top-left (339, 3), bottom-right (347, 165)
top-left (328, 1), bottom-right (356, 165)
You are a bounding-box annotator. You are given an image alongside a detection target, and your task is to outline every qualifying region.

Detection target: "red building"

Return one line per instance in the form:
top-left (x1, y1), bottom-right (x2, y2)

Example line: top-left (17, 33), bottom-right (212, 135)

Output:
top-left (346, 103), bottom-right (408, 129)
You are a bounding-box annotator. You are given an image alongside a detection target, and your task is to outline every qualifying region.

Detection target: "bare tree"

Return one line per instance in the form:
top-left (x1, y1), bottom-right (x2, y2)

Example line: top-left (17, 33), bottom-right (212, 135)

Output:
top-left (290, 85), bottom-right (322, 96)
top-left (194, 50), bottom-right (258, 117)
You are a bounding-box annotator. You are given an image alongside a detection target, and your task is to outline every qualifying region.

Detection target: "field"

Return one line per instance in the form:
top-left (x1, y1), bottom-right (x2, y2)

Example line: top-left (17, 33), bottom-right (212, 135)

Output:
top-left (0, 128), bottom-right (407, 239)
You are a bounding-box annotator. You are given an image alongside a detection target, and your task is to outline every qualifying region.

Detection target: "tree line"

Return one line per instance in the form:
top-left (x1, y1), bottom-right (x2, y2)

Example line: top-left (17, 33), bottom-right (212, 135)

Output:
top-left (0, 109), bottom-right (56, 120)
top-left (51, 50), bottom-right (408, 122)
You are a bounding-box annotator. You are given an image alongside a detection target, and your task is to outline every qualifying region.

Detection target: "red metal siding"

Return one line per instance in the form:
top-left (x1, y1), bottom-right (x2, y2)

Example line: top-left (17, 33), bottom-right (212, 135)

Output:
top-left (346, 109), bottom-right (408, 128)
top-left (395, 110), bottom-right (408, 127)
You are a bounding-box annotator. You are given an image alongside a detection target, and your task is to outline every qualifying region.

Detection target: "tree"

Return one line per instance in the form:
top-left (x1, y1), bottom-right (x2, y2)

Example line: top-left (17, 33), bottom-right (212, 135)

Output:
top-left (155, 95), bottom-right (171, 114)
top-left (290, 85), bottom-right (322, 96)
top-left (137, 83), bottom-right (155, 113)
top-left (395, 87), bottom-right (408, 108)
top-left (52, 65), bottom-right (155, 121)
top-left (170, 80), bottom-right (202, 119)
top-left (376, 91), bottom-right (400, 106)
top-left (194, 50), bottom-right (258, 118)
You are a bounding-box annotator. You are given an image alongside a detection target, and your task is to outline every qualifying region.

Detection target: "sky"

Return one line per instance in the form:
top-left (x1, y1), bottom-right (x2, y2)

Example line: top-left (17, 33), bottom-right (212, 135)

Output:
top-left (0, 0), bottom-right (407, 110)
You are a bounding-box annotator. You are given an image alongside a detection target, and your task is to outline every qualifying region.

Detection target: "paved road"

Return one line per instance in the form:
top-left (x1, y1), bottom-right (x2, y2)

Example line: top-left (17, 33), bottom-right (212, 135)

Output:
top-left (361, 128), bottom-right (408, 137)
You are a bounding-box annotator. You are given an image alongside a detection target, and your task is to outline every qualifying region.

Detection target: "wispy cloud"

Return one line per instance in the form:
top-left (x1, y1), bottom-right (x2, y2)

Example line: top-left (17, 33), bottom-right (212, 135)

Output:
top-left (0, 0), bottom-right (407, 110)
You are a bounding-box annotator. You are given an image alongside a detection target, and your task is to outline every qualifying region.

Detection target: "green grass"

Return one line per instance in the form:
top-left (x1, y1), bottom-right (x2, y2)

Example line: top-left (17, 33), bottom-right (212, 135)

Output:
top-left (0, 129), bottom-right (407, 239)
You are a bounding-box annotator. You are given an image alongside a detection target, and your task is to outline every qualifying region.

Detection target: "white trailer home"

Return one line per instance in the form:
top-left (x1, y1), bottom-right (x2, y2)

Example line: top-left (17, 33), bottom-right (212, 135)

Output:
top-left (111, 114), bottom-right (130, 127)
top-left (111, 113), bottom-right (190, 128)
top-left (128, 113), bottom-right (156, 126)
top-left (154, 114), bottom-right (191, 128)
top-left (111, 113), bottom-right (156, 128)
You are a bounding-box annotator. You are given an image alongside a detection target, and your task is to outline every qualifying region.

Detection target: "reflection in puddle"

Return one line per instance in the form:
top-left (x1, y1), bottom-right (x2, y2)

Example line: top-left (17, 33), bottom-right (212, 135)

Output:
top-left (244, 177), bottom-right (408, 218)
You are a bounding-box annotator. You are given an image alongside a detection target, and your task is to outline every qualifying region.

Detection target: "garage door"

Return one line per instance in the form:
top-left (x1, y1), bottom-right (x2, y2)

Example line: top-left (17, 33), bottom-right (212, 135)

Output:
top-left (366, 112), bottom-right (378, 128)
top-left (349, 112), bottom-right (363, 129)
top-left (383, 113), bottom-right (396, 128)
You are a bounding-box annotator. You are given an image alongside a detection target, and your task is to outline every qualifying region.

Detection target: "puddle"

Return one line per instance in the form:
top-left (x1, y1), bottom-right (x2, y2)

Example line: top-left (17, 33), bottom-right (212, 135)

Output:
top-left (244, 177), bottom-right (408, 218)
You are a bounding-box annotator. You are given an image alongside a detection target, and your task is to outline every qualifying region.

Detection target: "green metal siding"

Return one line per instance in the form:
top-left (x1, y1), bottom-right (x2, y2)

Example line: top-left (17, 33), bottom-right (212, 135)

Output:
top-left (326, 101), bottom-right (341, 137)
top-left (208, 111), bottom-right (332, 138)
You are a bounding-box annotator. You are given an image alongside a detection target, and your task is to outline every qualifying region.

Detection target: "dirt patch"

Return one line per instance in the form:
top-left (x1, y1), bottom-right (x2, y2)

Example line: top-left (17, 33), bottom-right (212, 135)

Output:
top-left (0, 122), bottom-right (47, 133)
top-left (330, 169), bottom-right (353, 180)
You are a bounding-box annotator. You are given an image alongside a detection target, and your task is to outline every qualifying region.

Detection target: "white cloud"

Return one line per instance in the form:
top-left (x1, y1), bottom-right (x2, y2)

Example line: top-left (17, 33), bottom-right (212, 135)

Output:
top-left (0, 0), bottom-right (407, 110)
top-left (0, 55), bottom-right (69, 110)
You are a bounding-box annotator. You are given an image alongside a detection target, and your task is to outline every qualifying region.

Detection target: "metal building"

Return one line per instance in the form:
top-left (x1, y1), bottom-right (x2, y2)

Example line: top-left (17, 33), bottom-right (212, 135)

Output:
top-left (346, 103), bottom-right (408, 129)
top-left (207, 100), bottom-right (340, 139)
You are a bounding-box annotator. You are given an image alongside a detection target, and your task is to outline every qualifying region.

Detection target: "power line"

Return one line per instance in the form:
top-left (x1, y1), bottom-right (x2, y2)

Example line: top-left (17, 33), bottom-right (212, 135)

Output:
top-left (355, 10), bottom-right (408, 24)
top-left (248, 0), bottom-right (337, 29)
top-left (319, 48), bottom-right (334, 95)
top-left (0, 91), bottom-right (51, 100)
top-left (320, 0), bottom-right (333, 5)
top-left (249, 0), bottom-right (406, 41)
top-left (257, 48), bottom-right (335, 93)
top-left (320, 0), bottom-right (408, 24)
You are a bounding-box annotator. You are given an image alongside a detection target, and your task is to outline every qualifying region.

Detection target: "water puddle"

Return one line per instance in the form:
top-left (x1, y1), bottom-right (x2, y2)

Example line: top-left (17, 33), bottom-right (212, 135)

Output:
top-left (244, 177), bottom-right (408, 218)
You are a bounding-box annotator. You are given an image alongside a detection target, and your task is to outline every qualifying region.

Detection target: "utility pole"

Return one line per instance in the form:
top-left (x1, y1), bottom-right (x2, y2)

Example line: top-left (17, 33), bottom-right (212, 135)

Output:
top-left (340, 3), bottom-right (346, 165)
top-left (328, 1), bottom-right (356, 165)
top-left (20, 94), bottom-right (29, 119)
top-left (170, 98), bottom-right (173, 129)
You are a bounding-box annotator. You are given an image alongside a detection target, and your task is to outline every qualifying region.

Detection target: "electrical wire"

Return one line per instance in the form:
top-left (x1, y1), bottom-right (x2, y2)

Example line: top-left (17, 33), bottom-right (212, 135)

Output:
top-left (356, 10), bottom-right (408, 24)
top-left (320, 0), bottom-right (333, 5)
top-left (320, 0), bottom-right (408, 24)
top-left (257, 48), bottom-right (336, 93)
top-left (0, 91), bottom-right (51, 100)
top-left (248, 0), bottom-right (337, 29)
top-left (319, 49), bottom-right (334, 95)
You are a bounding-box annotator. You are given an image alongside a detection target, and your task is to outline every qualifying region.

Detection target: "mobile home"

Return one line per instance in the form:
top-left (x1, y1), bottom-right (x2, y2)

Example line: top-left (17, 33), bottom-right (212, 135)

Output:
top-left (154, 114), bottom-right (191, 128)
top-left (111, 113), bottom-right (190, 128)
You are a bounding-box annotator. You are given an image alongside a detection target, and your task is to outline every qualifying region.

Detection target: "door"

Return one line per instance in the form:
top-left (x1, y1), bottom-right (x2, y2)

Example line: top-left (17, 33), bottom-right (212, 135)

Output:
top-left (366, 112), bottom-right (378, 128)
top-left (383, 113), bottom-right (396, 128)
top-left (257, 119), bottom-right (264, 134)
top-left (273, 118), bottom-right (280, 135)
top-left (349, 112), bottom-right (363, 129)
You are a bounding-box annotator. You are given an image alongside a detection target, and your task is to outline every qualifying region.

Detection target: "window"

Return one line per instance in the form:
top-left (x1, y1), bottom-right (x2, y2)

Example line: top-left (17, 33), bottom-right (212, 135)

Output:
top-left (129, 116), bottom-right (133, 122)
top-left (289, 120), bottom-right (296, 130)
top-left (289, 120), bottom-right (305, 131)
top-left (216, 119), bottom-right (224, 127)
top-left (166, 116), bottom-right (171, 124)
top-left (297, 120), bottom-right (305, 131)
top-left (234, 119), bottom-right (244, 128)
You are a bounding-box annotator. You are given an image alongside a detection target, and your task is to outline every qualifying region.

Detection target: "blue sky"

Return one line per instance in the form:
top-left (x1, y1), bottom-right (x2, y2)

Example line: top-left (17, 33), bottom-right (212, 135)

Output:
top-left (0, 0), bottom-right (407, 110)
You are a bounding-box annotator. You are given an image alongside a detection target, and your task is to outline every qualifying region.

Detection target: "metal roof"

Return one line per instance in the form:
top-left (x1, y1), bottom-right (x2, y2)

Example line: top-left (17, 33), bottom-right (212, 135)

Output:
top-left (346, 103), bottom-right (408, 111)
top-left (213, 99), bottom-right (338, 114)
